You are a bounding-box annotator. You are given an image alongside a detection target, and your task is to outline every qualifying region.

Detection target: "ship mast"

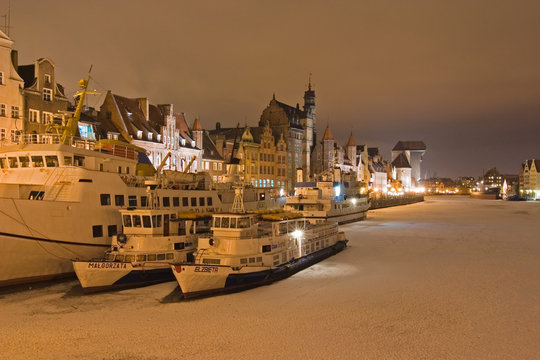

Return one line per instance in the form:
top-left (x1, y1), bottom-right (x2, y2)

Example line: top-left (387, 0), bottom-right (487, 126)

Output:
top-left (230, 187), bottom-right (245, 213)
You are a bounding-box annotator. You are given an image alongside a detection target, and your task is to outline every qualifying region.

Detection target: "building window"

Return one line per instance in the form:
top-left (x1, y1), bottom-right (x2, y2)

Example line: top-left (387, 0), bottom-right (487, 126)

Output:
top-left (213, 162), bottom-right (217, 170)
top-left (100, 194), bottom-right (111, 206)
top-left (205, 161), bottom-right (209, 170)
top-left (42, 112), bottom-right (53, 124)
top-left (218, 163), bottom-right (222, 170)
top-left (44, 74), bottom-right (51, 84)
top-left (29, 109), bottom-right (39, 123)
top-left (128, 195), bottom-right (137, 207)
top-left (10, 130), bottom-right (16, 141)
top-left (0, 71), bottom-right (3, 84)
top-left (92, 225), bottom-right (103, 238)
top-left (148, 133), bottom-right (153, 140)
top-left (137, 130), bottom-right (143, 139)
top-left (43, 88), bottom-right (53, 102)
top-left (0, 104), bottom-right (5, 117)
top-left (11, 106), bottom-right (19, 119)
top-left (0, 128), bottom-right (5, 140)
top-left (162, 197), bottom-right (170, 207)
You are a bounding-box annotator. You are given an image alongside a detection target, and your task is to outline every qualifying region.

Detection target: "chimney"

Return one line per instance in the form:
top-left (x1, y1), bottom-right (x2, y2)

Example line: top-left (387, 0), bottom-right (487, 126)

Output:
top-left (216, 122), bottom-right (221, 130)
top-left (137, 98), bottom-right (149, 121)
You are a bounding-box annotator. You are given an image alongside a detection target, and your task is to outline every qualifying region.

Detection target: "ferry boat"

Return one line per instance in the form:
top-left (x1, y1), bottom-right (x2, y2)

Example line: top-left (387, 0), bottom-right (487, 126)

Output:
top-left (171, 189), bottom-right (348, 299)
top-left (0, 76), bottom-right (277, 287)
top-left (284, 180), bottom-right (369, 224)
top-left (72, 189), bottom-right (209, 292)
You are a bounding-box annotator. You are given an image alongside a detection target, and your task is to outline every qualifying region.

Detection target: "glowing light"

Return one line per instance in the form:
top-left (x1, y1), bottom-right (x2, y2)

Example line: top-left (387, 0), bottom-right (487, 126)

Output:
top-left (334, 185), bottom-right (341, 197)
top-left (291, 229), bottom-right (303, 238)
top-left (279, 188), bottom-right (285, 197)
top-left (351, 198), bottom-right (357, 205)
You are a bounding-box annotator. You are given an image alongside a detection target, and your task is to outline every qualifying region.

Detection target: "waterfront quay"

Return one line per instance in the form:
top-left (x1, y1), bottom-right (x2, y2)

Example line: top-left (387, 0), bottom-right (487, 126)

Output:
top-left (1, 196), bottom-right (539, 359)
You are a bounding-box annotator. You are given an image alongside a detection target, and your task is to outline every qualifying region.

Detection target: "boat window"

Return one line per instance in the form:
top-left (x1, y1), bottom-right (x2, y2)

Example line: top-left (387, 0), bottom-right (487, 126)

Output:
top-left (173, 197), bottom-right (180, 207)
top-left (0, 158), bottom-right (7, 169)
top-left (45, 155), bottom-right (59, 167)
top-left (182, 197), bottom-right (188, 206)
top-left (191, 197), bottom-right (196, 206)
top-left (279, 222), bottom-right (287, 235)
top-left (249, 257), bottom-right (255, 263)
top-left (115, 195), bottom-right (125, 206)
top-left (152, 215), bottom-right (162, 228)
top-left (19, 156), bottom-right (30, 167)
top-left (92, 225), bottom-right (103, 237)
top-left (64, 156), bottom-right (72, 166)
top-left (74, 155), bottom-right (84, 167)
top-left (106, 253), bottom-right (115, 261)
top-left (137, 255), bottom-right (146, 262)
top-left (156, 254), bottom-right (166, 261)
top-left (202, 258), bottom-right (220, 265)
top-left (128, 195), bottom-right (137, 207)
top-left (166, 253), bottom-right (173, 260)
top-left (213, 217), bottom-right (221, 228)
top-left (125, 255), bottom-right (135, 262)
top-left (240, 258), bottom-right (247, 264)
top-left (238, 217), bottom-right (250, 228)
top-left (174, 242), bottom-right (185, 250)
top-left (100, 194), bottom-right (111, 206)
top-left (207, 197), bottom-right (213, 206)
top-left (8, 157), bottom-right (18, 168)
top-left (133, 215), bottom-right (142, 227)
top-left (221, 217), bottom-right (229, 228)
top-left (147, 254), bottom-right (156, 261)
top-left (230, 217), bottom-right (237, 228)
top-left (143, 215), bottom-right (151, 228)
top-left (31, 156), bottom-right (44, 167)
top-left (28, 190), bottom-right (45, 200)
top-left (170, 213), bottom-right (176, 220)
top-left (262, 245), bottom-right (271, 253)
top-left (257, 257), bottom-right (262, 262)
top-left (123, 215), bottom-right (132, 227)
top-left (162, 197), bottom-right (170, 207)
top-left (108, 225), bottom-right (117, 237)
top-left (141, 196), bottom-right (148, 207)
top-left (115, 255), bottom-right (125, 262)
top-left (199, 197), bottom-right (205, 206)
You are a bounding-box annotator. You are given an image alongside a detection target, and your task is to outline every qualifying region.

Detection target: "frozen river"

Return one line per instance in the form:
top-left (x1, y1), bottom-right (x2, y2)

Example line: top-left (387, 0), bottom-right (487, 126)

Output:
top-left (1, 196), bottom-right (539, 359)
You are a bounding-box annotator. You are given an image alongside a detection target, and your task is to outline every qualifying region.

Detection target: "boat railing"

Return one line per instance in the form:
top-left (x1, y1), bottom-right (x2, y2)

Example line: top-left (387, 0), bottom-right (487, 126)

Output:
top-left (0, 133), bottom-right (95, 150)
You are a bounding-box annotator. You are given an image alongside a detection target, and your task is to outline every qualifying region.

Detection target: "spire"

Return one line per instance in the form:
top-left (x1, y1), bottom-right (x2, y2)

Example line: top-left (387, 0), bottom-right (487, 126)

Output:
top-left (322, 125), bottom-right (334, 141)
top-left (308, 72), bottom-right (312, 91)
top-left (272, 93), bottom-right (276, 101)
top-left (346, 132), bottom-right (355, 147)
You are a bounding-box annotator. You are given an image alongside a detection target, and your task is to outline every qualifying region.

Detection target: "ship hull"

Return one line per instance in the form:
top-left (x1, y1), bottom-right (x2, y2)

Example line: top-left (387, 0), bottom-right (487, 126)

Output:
top-left (72, 261), bottom-right (175, 293)
top-left (173, 240), bottom-right (348, 299)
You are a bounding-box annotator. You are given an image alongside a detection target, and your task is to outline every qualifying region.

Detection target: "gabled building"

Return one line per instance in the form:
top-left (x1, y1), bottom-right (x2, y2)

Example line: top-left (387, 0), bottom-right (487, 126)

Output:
top-left (18, 58), bottom-right (70, 135)
top-left (392, 141), bottom-right (426, 186)
top-left (368, 147), bottom-right (388, 192)
top-left (519, 159), bottom-right (540, 200)
top-left (391, 152), bottom-right (412, 191)
top-left (0, 30), bottom-right (24, 142)
top-left (97, 91), bottom-right (202, 172)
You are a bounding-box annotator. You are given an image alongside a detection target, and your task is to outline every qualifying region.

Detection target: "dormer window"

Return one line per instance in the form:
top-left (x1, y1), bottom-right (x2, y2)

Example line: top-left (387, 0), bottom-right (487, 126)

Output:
top-left (181, 139), bottom-right (186, 146)
top-left (44, 74), bottom-right (51, 84)
top-left (43, 88), bottom-right (53, 102)
top-left (148, 133), bottom-right (153, 141)
top-left (191, 141), bottom-right (195, 147)
top-left (157, 134), bottom-right (161, 142)
top-left (137, 130), bottom-right (143, 139)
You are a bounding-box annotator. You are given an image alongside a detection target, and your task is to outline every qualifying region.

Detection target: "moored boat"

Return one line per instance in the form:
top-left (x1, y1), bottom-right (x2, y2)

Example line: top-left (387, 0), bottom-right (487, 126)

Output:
top-left (171, 189), bottom-right (348, 299)
top-left (72, 202), bottom-right (208, 293)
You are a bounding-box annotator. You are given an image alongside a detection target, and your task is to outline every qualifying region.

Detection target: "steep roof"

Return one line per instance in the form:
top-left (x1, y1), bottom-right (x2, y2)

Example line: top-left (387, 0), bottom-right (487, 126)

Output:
top-left (391, 153), bottom-right (411, 168)
top-left (202, 132), bottom-right (224, 161)
top-left (367, 147), bottom-right (380, 158)
top-left (17, 64), bottom-right (36, 88)
top-left (173, 112), bottom-right (193, 142)
top-left (112, 94), bottom-right (160, 141)
top-left (192, 118), bottom-right (202, 131)
top-left (322, 126), bottom-right (334, 141)
top-left (392, 141), bottom-right (426, 151)
top-left (346, 133), bottom-right (355, 147)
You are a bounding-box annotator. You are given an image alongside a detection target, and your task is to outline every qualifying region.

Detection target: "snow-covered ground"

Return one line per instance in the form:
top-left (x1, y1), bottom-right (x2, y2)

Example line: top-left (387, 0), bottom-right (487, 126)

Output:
top-left (1, 196), bottom-right (539, 359)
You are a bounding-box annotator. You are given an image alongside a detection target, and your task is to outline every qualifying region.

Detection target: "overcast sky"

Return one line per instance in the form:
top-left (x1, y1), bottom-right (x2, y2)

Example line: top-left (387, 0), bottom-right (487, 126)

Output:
top-left (4, 0), bottom-right (540, 178)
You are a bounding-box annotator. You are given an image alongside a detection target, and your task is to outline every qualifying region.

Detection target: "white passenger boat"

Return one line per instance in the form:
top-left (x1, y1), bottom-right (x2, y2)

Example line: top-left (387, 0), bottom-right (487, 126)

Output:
top-left (171, 189), bottom-right (348, 299)
top-left (72, 199), bottom-right (207, 292)
top-left (0, 77), bottom-right (278, 287)
top-left (284, 180), bottom-right (369, 224)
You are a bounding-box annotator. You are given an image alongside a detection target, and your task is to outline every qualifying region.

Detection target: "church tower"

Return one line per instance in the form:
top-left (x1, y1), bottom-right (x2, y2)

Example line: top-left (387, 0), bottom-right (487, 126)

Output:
top-left (303, 74), bottom-right (316, 146)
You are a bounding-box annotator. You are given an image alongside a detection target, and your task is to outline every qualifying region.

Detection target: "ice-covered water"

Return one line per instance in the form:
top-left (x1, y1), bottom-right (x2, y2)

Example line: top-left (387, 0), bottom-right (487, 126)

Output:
top-left (1, 196), bottom-right (539, 359)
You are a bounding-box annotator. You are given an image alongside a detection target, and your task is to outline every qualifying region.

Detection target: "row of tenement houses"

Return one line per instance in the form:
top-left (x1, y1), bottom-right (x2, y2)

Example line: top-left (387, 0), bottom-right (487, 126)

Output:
top-left (1, 30), bottom-right (427, 194)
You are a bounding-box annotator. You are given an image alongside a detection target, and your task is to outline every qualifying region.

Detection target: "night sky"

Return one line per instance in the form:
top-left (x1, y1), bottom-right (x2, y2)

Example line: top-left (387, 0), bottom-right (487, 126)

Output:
top-left (4, 0), bottom-right (540, 178)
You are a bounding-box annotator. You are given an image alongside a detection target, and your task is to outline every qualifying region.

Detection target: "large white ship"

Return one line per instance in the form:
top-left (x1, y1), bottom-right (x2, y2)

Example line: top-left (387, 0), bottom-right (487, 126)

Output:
top-left (0, 77), bottom-right (277, 287)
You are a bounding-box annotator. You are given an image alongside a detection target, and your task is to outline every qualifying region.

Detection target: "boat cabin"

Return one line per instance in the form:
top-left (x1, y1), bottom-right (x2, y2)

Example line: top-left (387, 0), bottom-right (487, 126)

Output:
top-left (121, 208), bottom-right (197, 237)
top-left (210, 213), bottom-right (258, 238)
